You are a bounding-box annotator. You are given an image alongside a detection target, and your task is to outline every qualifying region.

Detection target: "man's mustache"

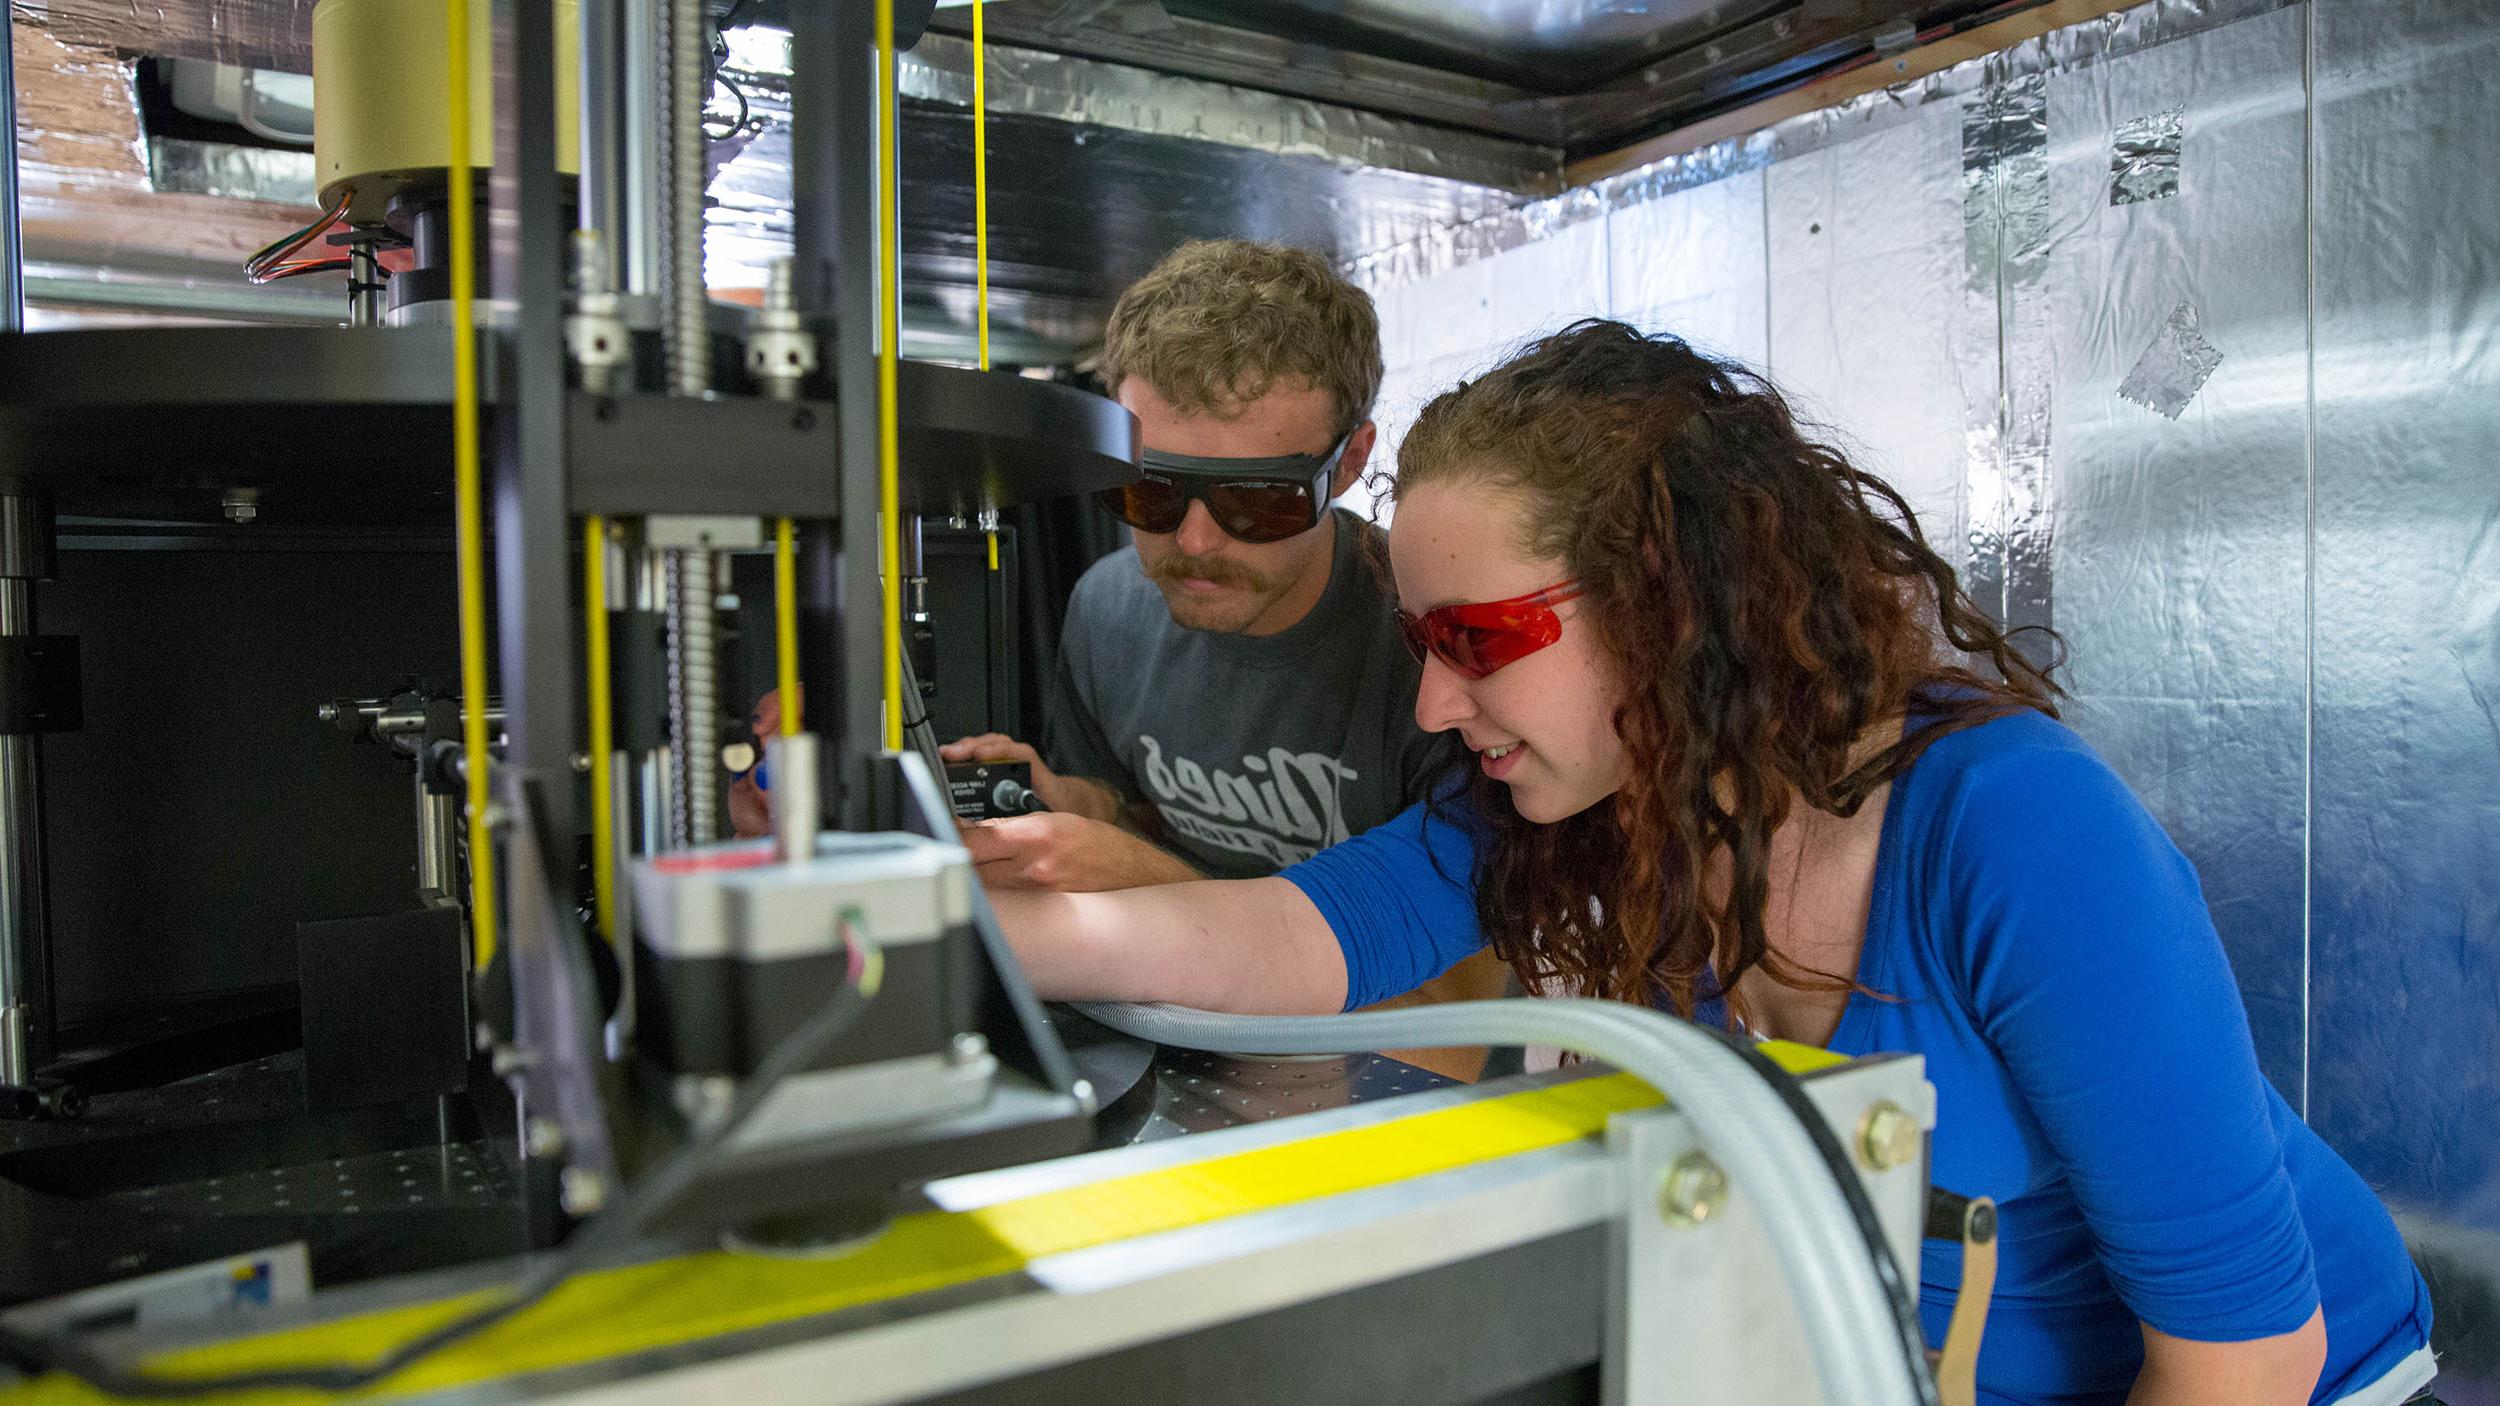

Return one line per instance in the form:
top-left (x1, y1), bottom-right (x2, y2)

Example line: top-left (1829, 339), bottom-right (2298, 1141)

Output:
top-left (1151, 553), bottom-right (1268, 593)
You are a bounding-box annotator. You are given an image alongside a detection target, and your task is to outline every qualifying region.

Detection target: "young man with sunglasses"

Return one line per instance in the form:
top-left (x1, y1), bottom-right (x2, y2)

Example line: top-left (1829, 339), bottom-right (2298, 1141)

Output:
top-left (936, 243), bottom-right (1505, 1070)
top-left (938, 239), bottom-right (1456, 895)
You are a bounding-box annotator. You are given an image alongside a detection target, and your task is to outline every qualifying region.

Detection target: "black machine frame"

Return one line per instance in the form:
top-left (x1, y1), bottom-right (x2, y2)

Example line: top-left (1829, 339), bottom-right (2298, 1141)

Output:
top-left (0, 0), bottom-right (1136, 1270)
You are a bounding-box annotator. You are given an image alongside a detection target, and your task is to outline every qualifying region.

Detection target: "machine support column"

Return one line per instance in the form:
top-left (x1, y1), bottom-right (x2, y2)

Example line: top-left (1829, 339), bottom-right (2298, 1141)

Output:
top-left (2, 0), bottom-right (24, 334)
top-left (0, 490), bottom-right (56, 1083)
top-left (789, 0), bottom-right (884, 826)
top-left (631, 545), bottom-right (676, 855)
top-left (618, 0), bottom-right (664, 306)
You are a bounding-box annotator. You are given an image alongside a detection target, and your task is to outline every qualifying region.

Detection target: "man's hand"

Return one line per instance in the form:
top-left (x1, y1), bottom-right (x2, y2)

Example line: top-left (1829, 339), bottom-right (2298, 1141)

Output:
top-left (937, 734), bottom-right (1120, 823)
top-left (960, 812), bottom-right (1200, 891)
top-left (727, 688), bottom-right (792, 839)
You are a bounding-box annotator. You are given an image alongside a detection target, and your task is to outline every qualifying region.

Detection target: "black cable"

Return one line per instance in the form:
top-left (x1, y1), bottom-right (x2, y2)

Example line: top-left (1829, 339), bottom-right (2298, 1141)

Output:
top-left (1700, 1024), bottom-right (1944, 1406)
top-left (704, 0), bottom-right (756, 143)
top-left (0, 925), bottom-right (885, 1399)
top-left (703, 68), bottom-right (753, 142)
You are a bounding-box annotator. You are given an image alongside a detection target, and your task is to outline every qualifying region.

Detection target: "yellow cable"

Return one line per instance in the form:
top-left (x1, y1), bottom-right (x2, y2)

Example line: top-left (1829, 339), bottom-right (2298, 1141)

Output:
top-left (774, 518), bottom-right (801, 734)
top-left (973, 0), bottom-right (990, 374)
top-left (974, 0), bottom-right (1000, 574)
top-left (447, 0), bottom-right (499, 972)
top-left (876, 0), bottom-right (904, 754)
top-left (584, 518), bottom-right (617, 945)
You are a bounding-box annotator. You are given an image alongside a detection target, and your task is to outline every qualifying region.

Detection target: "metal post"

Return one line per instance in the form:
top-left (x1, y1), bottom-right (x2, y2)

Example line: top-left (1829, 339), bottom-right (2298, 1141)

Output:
top-left (2, 0), bottom-right (24, 334)
top-left (491, 0), bottom-right (580, 838)
top-left (631, 546), bottom-right (675, 855)
top-left (348, 243), bottom-right (385, 327)
top-left (415, 771), bottom-right (461, 907)
top-left (619, 0), bottom-right (663, 306)
top-left (490, 0), bottom-right (618, 1224)
top-left (578, 0), bottom-right (626, 271)
top-left (0, 491), bottom-right (55, 1082)
top-left (901, 514), bottom-right (936, 738)
top-left (789, 0), bottom-right (884, 826)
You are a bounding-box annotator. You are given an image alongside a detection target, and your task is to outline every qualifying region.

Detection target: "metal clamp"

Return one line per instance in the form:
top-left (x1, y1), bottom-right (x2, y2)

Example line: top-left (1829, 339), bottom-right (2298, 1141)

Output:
top-left (745, 258), bottom-right (819, 401)
top-left (1925, 1189), bottom-right (1999, 1406)
top-left (569, 231), bottom-right (635, 396)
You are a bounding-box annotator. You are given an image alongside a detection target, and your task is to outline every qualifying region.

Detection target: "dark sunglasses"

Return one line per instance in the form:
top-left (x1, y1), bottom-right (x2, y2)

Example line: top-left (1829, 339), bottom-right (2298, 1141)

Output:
top-left (1396, 580), bottom-right (1586, 680)
top-left (1094, 436), bottom-right (1350, 545)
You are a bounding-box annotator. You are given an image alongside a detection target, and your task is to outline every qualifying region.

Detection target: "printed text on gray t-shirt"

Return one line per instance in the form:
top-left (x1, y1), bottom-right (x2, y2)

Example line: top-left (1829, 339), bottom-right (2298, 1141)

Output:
top-left (1044, 510), bottom-right (1452, 880)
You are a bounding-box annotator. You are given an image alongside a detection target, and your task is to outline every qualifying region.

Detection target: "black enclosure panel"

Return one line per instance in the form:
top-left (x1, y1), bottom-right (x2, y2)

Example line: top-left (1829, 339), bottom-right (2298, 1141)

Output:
top-left (38, 542), bottom-right (461, 1032)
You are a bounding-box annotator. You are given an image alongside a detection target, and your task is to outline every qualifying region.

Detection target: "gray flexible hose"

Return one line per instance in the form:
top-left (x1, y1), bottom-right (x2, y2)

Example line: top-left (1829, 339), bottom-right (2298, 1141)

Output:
top-left (1076, 997), bottom-right (1929, 1406)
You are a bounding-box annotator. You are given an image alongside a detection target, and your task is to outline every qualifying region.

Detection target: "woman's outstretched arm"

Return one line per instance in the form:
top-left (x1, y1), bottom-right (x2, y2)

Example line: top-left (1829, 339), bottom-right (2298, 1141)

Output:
top-left (991, 876), bottom-right (1350, 1015)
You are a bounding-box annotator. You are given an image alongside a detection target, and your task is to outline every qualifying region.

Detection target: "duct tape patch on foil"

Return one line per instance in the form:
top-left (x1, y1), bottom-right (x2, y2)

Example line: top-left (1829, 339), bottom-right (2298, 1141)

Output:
top-left (2119, 301), bottom-right (2224, 419)
top-left (2110, 106), bottom-right (2184, 205)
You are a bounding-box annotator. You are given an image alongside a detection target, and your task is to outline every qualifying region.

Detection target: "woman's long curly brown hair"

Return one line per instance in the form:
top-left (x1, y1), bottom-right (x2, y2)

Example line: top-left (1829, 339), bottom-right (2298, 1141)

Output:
top-left (1394, 320), bottom-right (2063, 1022)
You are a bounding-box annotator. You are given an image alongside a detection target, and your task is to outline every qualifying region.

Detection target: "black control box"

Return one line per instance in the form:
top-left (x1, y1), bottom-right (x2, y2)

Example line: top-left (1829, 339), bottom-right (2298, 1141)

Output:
top-left (946, 760), bottom-right (1046, 820)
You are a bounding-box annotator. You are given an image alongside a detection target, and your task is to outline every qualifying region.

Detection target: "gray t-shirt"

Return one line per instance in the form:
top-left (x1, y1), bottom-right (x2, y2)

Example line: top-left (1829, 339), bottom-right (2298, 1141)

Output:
top-left (1045, 509), bottom-right (1453, 879)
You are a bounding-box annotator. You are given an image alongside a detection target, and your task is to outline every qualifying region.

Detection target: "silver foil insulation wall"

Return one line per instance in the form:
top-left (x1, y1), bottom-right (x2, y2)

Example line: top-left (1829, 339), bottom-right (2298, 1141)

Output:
top-left (1359, 0), bottom-right (2500, 1385)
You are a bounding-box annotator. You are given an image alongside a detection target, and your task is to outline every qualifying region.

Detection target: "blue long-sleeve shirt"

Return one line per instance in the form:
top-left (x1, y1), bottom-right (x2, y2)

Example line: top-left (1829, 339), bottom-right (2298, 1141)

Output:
top-left (1281, 706), bottom-right (2430, 1405)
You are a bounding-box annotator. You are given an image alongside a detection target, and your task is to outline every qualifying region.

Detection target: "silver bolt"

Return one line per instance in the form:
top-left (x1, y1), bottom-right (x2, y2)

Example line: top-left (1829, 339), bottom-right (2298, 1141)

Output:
top-left (1659, 1152), bottom-right (1729, 1227)
top-left (1070, 1078), bottom-right (1097, 1112)
top-left (1857, 1100), bottom-right (1922, 1172)
top-left (524, 1117), bottom-right (567, 1159)
top-left (949, 1032), bottom-right (989, 1065)
top-left (489, 1046), bottom-right (534, 1077)
top-left (559, 1167), bottom-right (608, 1216)
top-left (572, 752), bottom-right (594, 773)
top-left (222, 487), bottom-right (260, 524)
top-left (317, 702), bottom-right (341, 724)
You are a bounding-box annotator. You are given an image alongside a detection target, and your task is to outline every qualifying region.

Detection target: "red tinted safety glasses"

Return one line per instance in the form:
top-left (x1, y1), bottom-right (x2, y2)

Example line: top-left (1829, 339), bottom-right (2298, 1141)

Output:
top-left (1094, 436), bottom-right (1349, 544)
top-left (1396, 580), bottom-right (1586, 680)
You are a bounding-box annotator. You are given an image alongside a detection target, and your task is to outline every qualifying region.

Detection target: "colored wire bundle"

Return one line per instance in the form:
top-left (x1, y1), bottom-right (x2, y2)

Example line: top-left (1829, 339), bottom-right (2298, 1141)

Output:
top-left (243, 190), bottom-right (353, 283)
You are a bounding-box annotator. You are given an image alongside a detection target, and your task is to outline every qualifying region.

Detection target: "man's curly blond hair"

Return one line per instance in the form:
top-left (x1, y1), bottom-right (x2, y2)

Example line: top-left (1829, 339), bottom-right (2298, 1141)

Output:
top-left (1099, 240), bottom-right (1383, 440)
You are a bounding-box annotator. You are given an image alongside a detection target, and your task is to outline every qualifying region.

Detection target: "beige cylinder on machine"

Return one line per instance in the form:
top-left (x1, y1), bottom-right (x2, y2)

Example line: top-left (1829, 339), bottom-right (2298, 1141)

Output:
top-left (312, 0), bottom-right (582, 225)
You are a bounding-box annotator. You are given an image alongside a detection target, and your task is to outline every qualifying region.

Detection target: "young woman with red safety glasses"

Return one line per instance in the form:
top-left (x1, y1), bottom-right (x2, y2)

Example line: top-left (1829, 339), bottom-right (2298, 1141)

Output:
top-left (992, 320), bottom-right (2434, 1406)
